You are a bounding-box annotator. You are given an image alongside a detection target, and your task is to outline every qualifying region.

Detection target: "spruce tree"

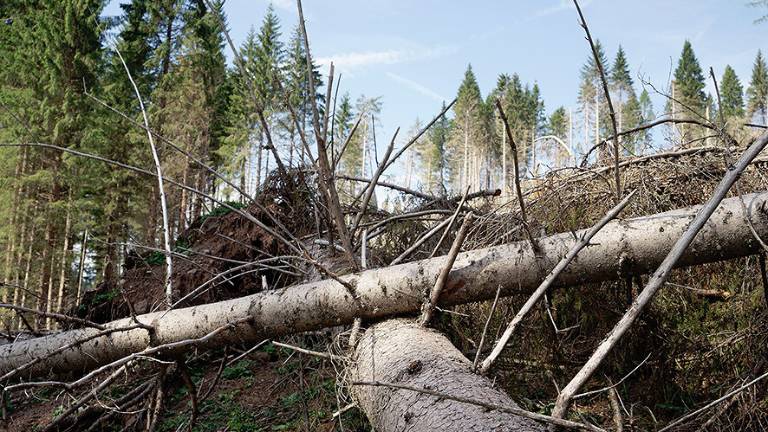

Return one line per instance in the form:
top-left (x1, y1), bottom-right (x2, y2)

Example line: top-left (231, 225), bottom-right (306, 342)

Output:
top-left (498, 73), bottom-right (544, 173)
top-left (638, 89), bottom-right (654, 152)
top-left (547, 106), bottom-right (571, 164)
top-left (219, 27), bottom-right (259, 200)
top-left (426, 102), bottom-right (450, 195)
top-left (0, 0), bottom-right (103, 324)
top-left (284, 24), bottom-right (324, 165)
top-left (547, 107), bottom-right (569, 141)
top-left (332, 93), bottom-right (357, 196)
top-left (672, 41), bottom-right (707, 119)
top-left (610, 45), bottom-right (637, 134)
top-left (92, 0), bottom-right (156, 287)
top-left (720, 65), bottom-right (745, 121)
top-left (448, 65), bottom-right (491, 192)
top-left (332, 93), bottom-right (355, 163)
top-left (577, 39), bottom-right (610, 156)
top-left (747, 50), bottom-right (768, 124)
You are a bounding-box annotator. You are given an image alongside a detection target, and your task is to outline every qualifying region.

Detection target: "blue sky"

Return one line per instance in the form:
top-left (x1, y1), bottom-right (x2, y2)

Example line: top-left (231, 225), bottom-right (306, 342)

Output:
top-left (105, 0), bottom-right (767, 154)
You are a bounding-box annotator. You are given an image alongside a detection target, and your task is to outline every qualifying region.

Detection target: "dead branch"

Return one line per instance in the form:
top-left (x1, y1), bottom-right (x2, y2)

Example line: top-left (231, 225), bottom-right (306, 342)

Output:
top-left (0, 303), bottom-right (104, 330)
top-left (351, 128), bottom-right (398, 235)
top-left (573, 0), bottom-right (622, 202)
top-left (114, 44), bottom-right (173, 307)
top-left (479, 190), bottom-right (636, 374)
top-left (430, 187), bottom-right (470, 258)
top-left (495, 99), bottom-right (538, 250)
top-left (420, 213), bottom-right (474, 326)
top-left (272, 341), bottom-right (343, 361)
top-left (472, 284), bottom-right (501, 372)
top-left (390, 216), bottom-right (453, 265)
top-left (658, 369), bottom-right (768, 431)
top-left (551, 130), bottom-right (768, 420)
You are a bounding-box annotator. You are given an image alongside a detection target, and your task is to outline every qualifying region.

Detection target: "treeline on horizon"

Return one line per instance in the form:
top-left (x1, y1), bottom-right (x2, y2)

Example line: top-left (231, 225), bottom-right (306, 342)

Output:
top-left (0, 1), bottom-right (767, 330)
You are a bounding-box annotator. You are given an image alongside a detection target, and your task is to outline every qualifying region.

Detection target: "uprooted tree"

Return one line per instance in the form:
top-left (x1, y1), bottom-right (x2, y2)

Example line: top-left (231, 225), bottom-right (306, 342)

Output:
top-left (2, 1), bottom-right (768, 431)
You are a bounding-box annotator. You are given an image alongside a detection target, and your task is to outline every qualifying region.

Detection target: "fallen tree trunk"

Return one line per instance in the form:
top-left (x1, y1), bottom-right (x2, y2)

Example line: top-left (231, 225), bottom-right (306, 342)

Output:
top-left (350, 319), bottom-right (547, 431)
top-left (2, 192), bottom-right (767, 378)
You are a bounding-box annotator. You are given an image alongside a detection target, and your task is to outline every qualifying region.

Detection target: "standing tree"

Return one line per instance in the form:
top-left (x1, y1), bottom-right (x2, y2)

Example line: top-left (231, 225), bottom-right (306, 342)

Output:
top-left (638, 89), bottom-right (655, 153)
top-left (253, 4), bottom-right (284, 186)
top-left (747, 50), bottom-right (768, 125)
top-left (547, 106), bottom-right (571, 165)
top-left (610, 45), bottom-right (642, 154)
top-left (577, 39), bottom-right (609, 161)
top-left (426, 101), bottom-right (450, 195)
top-left (720, 65), bottom-right (745, 122)
top-left (668, 40), bottom-right (707, 141)
top-left (447, 65), bottom-right (491, 193)
top-left (284, 24), bottom-right (324, 166)
top-left (219, 27), bottom-right (259, 201)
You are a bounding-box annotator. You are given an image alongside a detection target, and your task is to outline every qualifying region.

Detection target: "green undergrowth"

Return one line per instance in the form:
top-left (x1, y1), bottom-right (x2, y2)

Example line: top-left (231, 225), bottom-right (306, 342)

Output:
top-left (159, 342), bottom-right (369, 431)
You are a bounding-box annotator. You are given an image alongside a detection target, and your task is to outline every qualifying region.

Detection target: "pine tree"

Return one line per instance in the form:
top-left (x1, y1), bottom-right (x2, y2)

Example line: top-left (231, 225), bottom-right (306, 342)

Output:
top-left (669, 40), bottom-right (707, 141)
top-left (547, 106), bottom-right (571, 165)
top-left (332, 93), bottom-right (355, 164)
top-left (720, 65), bottom-right (744, 121)
top-left (218, 27), bottom-right (259, 200)
top-left (284, 24), bottom-right (324, 166)
top-left (638, 89), bottom-right (655, 153)
top-left (426, 102), bottom-right (450, 195)
top-left (746, 50), bottom-right (768, 124)
top-left (577, 39), bottom-right (609, 159)
top-left (447, 65), bottom-right (491, 192)
top-left (548, 107), bottom-right (569, 141)
top-left (91, 0), bottom-right (157, 288)
top-left (0, 0), bottom-right (104, 326)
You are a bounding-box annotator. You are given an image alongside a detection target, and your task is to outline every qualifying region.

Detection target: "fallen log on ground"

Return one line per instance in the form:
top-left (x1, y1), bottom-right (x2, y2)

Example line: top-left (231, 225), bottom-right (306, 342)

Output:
top-left (350, 319), bottom-right (553, 431)
top-left (2, 192), bottom-right (767, 378)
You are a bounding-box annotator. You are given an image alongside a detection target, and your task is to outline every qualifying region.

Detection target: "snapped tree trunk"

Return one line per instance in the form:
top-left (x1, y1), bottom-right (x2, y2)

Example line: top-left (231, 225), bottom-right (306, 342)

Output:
top-left (1, 192), bottom-right (767, 377)
top-left (351, 319), bottom-right (544, 432)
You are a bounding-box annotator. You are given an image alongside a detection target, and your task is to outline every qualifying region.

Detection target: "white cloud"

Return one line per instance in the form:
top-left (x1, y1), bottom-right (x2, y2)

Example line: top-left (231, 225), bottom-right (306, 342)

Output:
top-left (533, 0), bottom-right (596, 18)
top-left (318, 50), bottom-right (406, 69)
top-left (386, 72), bottom-right (447, 103)
top-left (317, 45), bottom-right (456, 72)
top-left (267, 0), bottom-right (294, 12)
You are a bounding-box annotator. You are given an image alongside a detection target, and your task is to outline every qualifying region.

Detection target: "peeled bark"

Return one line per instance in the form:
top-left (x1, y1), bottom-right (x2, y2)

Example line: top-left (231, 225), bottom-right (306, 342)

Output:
top-left (351, 319), bottom-right (544, 431)
top-left (1, 192), bottom-right (767, 377)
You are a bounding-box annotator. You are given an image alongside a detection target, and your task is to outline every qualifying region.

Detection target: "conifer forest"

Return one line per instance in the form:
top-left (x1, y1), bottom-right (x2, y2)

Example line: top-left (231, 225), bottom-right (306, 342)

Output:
top-left (2, 1), bottom-right (768, 431)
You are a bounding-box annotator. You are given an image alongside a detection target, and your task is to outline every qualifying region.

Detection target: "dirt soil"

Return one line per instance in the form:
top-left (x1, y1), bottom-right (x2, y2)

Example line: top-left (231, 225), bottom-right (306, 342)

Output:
top-left (79, 171), bottom-right (317, 323)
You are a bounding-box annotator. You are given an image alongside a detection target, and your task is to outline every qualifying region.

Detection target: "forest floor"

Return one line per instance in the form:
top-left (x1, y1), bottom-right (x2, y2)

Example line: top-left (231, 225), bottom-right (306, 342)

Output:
top-left (8, 341), bottom-right (369, 431)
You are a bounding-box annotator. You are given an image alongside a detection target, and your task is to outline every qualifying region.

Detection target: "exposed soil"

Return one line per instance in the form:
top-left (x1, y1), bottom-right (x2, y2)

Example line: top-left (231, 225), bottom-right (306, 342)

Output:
top-left (78, 170), bottom-right (318, 323)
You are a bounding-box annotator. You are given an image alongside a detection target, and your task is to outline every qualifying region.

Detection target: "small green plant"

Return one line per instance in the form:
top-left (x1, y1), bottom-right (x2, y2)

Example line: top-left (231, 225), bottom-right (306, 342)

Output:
top-left (199, 201), bottom-right (247, 223)
top-left (280, 391), bottom-right (302, 409)
top-left (90, 289), bottom-right (119, 305)
top-left (222, 360), bottom-right (253, 380)
top-left (51, 404), bottom-right (65, 419)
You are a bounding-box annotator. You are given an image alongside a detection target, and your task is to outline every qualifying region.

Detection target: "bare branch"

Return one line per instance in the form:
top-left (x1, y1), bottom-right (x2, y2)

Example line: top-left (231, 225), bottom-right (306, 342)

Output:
top-left (479, 190), bottom-right (635, 374)
top-left (573, 0), bottom-right (622, 202)
top-left (420, 212), bottom-right (474, 326)
top-left (552, 130), bottom-right (768, 419)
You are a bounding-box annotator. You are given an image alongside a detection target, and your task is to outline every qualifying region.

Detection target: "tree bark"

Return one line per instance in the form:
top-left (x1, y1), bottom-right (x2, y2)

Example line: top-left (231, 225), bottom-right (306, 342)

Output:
top-left (1, 192), bottom-right (767, 377)
top-left (351, 319), bottom-right (544, 432)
